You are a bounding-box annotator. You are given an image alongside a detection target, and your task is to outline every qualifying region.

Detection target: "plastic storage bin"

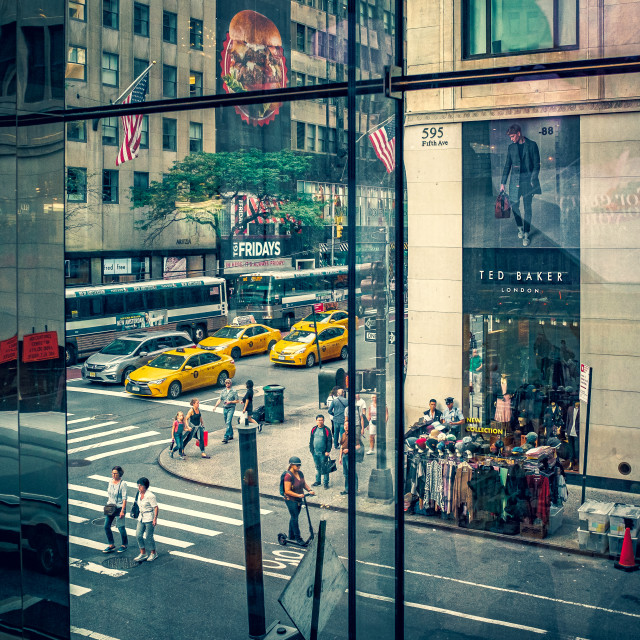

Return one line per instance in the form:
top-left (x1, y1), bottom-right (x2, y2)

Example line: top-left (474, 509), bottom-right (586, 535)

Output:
top-left (577, 528), bottom-right (589, 550)
top-left (578, 500), bottom-right (614, 533)
top-left (608, 531), bottom-right (639, 559)
top-left (609, 504), bottom-right (640, 536)
top-left (548, 505), bottom-right (564, 536)
top-left (587, 531), bottom-right (609, 554)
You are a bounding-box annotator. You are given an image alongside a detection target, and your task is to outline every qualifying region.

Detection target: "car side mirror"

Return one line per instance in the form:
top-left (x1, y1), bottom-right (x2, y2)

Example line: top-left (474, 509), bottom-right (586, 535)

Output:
top-left (139, 351), bottom-right (148, 357)
top-left (184, 365), bottom-right (192, 371)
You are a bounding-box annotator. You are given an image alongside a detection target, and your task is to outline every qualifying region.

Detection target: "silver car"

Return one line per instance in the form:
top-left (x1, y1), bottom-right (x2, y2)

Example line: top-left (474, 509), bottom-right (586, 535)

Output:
top-left (81, 331), bottom-right (193, 384)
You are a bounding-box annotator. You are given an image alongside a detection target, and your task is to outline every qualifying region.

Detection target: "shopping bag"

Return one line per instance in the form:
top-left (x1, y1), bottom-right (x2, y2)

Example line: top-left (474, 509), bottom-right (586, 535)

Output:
top-left (325, 457), bottom-right (337, 474)
top-left (495, 191), bottom-right (511, 219)
top-left (195, 430), bottom-right (208, 448)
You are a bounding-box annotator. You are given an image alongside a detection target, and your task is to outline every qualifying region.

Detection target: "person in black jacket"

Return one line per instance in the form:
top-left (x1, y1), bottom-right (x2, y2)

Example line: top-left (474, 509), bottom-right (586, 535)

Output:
top-left (500, 123), bottom-right (541, 247)
top-left (309, 415), bottom-right (332, 488)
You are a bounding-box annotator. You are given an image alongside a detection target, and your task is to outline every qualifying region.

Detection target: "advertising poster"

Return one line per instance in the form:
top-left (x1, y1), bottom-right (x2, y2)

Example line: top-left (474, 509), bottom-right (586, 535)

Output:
top-left (116, 311), bottom-right (167, 331)
top-left (463, 116), bottom-right (580, 249)
top-left (163, 256), bottom-right (187, 279)
top-left (216, 1), bottom-right (291, 152)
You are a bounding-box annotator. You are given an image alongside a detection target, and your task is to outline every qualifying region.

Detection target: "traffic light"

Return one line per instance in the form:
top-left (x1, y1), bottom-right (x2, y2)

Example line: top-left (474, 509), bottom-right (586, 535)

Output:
top-left (336, 224), bottom-right (343, 238)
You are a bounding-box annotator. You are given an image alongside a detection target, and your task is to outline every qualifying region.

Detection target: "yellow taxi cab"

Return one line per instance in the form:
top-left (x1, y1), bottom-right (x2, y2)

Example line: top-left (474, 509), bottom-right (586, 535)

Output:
top-left (270, 326), bottom-right (348, 367)
top-left (197, 315), bottom-right (281, 359)
top-left (291, 310), bottom-right (350, 332)
top-left (125, 347), bottom-right (236, 399)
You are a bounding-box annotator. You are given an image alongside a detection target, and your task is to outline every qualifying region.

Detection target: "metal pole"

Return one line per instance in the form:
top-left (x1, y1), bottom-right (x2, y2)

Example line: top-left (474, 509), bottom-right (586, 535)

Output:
top-left (238, 425), bottom-right (266, 639)
top-left (313, 312), bottom-right (323, 369)
top-left (580, 373), bottom-right (593, 505)
top-left (309, 519), bottom-right (327, 640)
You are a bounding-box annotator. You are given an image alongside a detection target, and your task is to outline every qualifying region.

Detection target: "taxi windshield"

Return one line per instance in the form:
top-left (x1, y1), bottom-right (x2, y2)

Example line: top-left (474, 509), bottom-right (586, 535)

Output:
top-left (100, 339), bottom-right (139, 355)
top-left (147, 353), bottom-right (186, 370)
top-left (301, 313), bottom-right (329, 323)
top-left (213, 327), bottom-right (245, 339)
top-left (285, 330), bottom-right (316, 344)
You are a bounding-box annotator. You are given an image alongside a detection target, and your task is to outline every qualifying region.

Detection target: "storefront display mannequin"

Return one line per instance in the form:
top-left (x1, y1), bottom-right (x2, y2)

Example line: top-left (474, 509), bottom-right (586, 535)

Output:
top-left (545, 401), bottom-right (563, 438)
top-left (522, 432), bottom-right (538, 453)
top-left (494, 374), bottom-right (512, 425)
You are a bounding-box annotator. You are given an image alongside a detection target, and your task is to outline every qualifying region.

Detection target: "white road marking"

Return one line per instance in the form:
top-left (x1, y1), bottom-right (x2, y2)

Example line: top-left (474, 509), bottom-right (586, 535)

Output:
top-left (169, 550), bottom-right (290, 580)
top-left (84, 439), bottom-right (171, 461)
top-left (68, 421), bottom-right (118, 434)
top-left (69, 535), bottom-right (104, 550)
top-left (70, 584), bottom-right (92, 597)
top-left (68, 521), bottom-right (192, 549)
top-left (68, 488), bottom-right (242, 526)
top-left (71, 626), bottom-right (121, 640)
top-left (68, 431), bottom-right (159, 454)
top-left (69, 514), bottom-right (88, 523)
top-left (88, 475), bottom-right (272, 515)
top-left (68, 417), bottom-right (94, 424)
top-left (67, 426), bottom-right (138, 444)
top-left (349, 558), bottom-right (640, 621)
top-left (69, 557), bottom-right (128, 577)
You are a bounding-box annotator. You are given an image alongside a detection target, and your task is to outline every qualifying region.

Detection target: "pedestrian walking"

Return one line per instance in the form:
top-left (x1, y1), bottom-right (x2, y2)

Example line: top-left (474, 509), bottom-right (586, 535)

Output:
top-left (171, 411), bottom-right (186, 459)
top-left (282, 456), bottom-right (314, 545)
top-left (103, 466), bottom-right (128, 554)
top-left (329, 388), bottom-right (348, 449)
top-left (326, 386), bottom-right (339, 439)
top-left (339, 419), bottom-right (363, 495)
top-left (214, 379), bottom-right (240, 444)
top-left (309, 414), bottom-right (332, 489)
top-left (183, 398), bottom-right (210, 458)
top-left (134, 477), bottom-right (158, 562)
top-left (366, 394), bottom-right (388, 455)
top-left (238, 380), bottom-right (262, 431)
top-left (355, 393), bottom-right (367, 435)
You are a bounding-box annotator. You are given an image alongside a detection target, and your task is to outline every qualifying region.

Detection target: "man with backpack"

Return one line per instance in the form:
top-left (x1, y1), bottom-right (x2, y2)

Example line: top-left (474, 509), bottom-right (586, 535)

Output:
top-left (280, 457), bottom-right (315, 545)
top-left (329, 388), bottom-right (348, 449)
top-left (309, 414), bottom-right (332, 489)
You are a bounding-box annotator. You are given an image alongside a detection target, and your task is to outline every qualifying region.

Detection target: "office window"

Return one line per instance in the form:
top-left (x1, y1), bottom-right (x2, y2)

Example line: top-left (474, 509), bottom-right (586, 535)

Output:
top-left (318, 32), bottom-right (327, 58)
top-left (328, 128), bottom-right (337, 154)
top-left (102, 170), bottom-right (119, 203)
top-left (190, 70), bottom-right (203, 97)
top-left (296, 122), bottom-right (305, 150)
top-left (464, 0), bottom-right (578, 57)
top-left (307, 124), bottom-right (316, 151)
top-left (133, 172), bottom-right (149, 190)
top-left (133, 3), bottom-right (149, 37)
top-left (69, 0), bottom-right (86, 21)
top-left (318, 126), bottom-right (327, 153)
top-left (306, 27), bottom-right (317, 55)
top-left (163, 118), bottom-right (177, 151)
top-left (163, 64), bottom-right (177, 97)
top-left (134, 58), bottom-right (148, 80)
top-left (67, 121), bottom-right (86, 142)
top-left (139, 116), bottom-right (149, 148)
top-left (102, 51), bottom-right (119, 86)
top-left (66, 45), bottom-right (86, 81)
top-left (291, 71), bottom-right (305, 88)
top-left (190, 18), bottom-right (203, 50)
top-left (102, 117), bottom-right (118, 146)
top-left (103, 0), bottom-right (119, 30)
top-left (163, 11), bottom-right (177, 44)
top-left (296, 24), bottom-right (305, 51)
top-left (189, 122), bottom-right (203, 153)
top-left (67, 167), bottom-right (87, 202)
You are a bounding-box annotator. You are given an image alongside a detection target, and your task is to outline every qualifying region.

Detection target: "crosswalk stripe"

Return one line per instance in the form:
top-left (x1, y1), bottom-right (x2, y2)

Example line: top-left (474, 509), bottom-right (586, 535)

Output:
top-left (68, 421), bottom-right (118, 435)
top-left (68, 417), bottom-right (94, 424)
top-left (69, 535), bottom-right (104, 550)
top-left (68, 426), bottom-right (138, 444)
top-left (85, 439), bottom-right (171, 461)
top-left (88, 475), bottom-right (272, 515)
top-left (68, 431), bottom-right (160, 454)
top-left (68, 488), bottom-right (243, 526)
top-left (170, 550), bottom-right (291, 581)
top-left (67, 518), bottom-right (192, 549)
top-left (69, 557), bottom-right (128, 577)
top-left (70, 584), bottom-right (92, 596)
top-left (69, 514), bottom-right (88, 524)
top-left (71, 626), bottom-right (121, 640)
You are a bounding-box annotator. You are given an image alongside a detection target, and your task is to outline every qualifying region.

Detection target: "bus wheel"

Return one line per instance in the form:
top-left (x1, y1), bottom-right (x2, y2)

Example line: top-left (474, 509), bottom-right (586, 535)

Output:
top-left (305, 353), bottom-right (315, 368)
top-left (231, 347), bottom-right (241, 360)
top-left (284, 314), bottom-right (295, 330)
top-left (340, 346), bottom-right (348, 360)
top-left (217, 370), bottom-right (229, 387)
top-left (168, 381), bottom-right (182, 399)
top-left (193, 325), bottom-right (206, 342)
top-left (65, 344), bottom-right (77, 366)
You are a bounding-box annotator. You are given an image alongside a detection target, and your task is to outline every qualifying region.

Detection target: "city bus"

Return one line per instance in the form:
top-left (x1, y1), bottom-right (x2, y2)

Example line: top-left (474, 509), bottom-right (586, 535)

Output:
top-left (65, 276), bottom-right (228, 364)
top-left (236, 266), bottom-right (368, 330)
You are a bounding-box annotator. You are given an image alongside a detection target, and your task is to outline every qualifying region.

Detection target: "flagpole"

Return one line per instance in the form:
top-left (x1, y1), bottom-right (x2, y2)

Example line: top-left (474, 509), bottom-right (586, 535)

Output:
top-left (356, 114), bottom-right (394, 143)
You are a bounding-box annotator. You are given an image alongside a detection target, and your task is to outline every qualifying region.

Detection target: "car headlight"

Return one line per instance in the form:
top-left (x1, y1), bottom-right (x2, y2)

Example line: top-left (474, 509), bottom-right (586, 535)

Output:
top-left (103, 364), bottom-right (119, 372)
top-left (213, 345), bottom-right (227, 351)
top-left (147, 378), bottom-right (166, 385)
top-left (294, 348), bottom-right (307, 355)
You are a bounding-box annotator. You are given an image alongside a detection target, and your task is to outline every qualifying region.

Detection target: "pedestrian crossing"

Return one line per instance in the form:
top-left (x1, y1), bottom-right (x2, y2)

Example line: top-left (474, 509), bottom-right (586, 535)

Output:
top-left (66, 415), bottom-right (170, 461)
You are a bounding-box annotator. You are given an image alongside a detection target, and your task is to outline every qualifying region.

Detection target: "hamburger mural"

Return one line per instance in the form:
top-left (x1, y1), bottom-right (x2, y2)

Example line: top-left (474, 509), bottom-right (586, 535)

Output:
top-left (220, 10), bottom-right (288, 127)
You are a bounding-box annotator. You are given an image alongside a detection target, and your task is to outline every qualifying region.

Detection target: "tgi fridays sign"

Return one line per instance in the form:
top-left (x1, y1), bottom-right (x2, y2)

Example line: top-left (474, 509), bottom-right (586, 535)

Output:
top-left (232, 240), bottom-right (281, 258)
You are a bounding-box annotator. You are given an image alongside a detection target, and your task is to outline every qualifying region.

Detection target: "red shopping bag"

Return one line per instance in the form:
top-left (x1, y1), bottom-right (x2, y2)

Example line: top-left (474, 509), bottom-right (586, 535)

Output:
top-left (195, 431), bottom-right (208, 448)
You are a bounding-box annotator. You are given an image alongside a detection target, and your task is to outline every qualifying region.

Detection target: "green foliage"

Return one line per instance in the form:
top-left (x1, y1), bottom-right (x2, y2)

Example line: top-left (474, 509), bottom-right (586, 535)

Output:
top-left (131, 149), bottom-right (327, 244)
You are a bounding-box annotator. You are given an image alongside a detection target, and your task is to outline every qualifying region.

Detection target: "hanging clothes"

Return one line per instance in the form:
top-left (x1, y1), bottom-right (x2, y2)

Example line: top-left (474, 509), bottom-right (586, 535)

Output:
top-left (468, 467), bottom-right (504, 514)
top-left (452, 463), bottom-right (474, 522)
top-left (442, 462), bottom-right (457, 515)
top-left (525, 474), bottom-right (551, 525)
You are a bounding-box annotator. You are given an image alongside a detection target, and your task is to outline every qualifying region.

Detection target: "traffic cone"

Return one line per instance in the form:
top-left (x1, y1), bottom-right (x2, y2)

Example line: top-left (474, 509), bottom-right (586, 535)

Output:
top-left (614, 527), bottom-right (639, 572)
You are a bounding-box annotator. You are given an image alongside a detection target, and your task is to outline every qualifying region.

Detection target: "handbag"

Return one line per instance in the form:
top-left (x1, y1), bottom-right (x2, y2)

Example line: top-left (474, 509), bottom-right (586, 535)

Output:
top-left (325, 457), bottom-right (337, 474)
top-left (356, 440), bottom-right (365, 463)
top-left (104, 482), bottom-right (122, 516)
top-left (130, 491), bottom-right (140, 519)
top-left (195, 430), bottom-right (208, 448)
top-left (495, 191), bottom-right (511, 219)
top-left (361, 413), bottom-right (370, 429)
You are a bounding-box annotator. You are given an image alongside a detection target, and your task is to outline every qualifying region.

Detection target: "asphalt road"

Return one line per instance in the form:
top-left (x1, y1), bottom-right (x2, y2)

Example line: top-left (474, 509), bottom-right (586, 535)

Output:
top-left (55, 339), bottom-right (640, 640)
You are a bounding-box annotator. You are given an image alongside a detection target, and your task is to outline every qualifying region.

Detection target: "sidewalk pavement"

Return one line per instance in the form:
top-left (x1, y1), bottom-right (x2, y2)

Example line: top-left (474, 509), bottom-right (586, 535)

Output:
top-left (158, 404), bottom-right (637, 557)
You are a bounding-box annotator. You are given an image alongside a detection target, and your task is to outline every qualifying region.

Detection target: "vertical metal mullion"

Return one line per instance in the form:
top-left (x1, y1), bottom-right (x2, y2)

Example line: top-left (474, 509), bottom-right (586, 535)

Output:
top-left (486, 0), bottom-right (492, 55)
top-left (346, 1), bottom-right (357, 639)
top-left (394, 2), bottom-right (405, 640)
top-left (553, 0), bottom-right (559, 48)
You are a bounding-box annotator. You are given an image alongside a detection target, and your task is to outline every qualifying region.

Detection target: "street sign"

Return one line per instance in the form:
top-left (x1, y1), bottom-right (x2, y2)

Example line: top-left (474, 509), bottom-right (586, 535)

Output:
top-left (364, 317), bottom-right (376, 331)
top-left (388, 331), bottom-right (396, 345)
top-left (313, 303), bottom-right (324, 313)
top-left (579, 363), bottom-right (591, 403)
top-left (365, 331), bottom-right (377, 342)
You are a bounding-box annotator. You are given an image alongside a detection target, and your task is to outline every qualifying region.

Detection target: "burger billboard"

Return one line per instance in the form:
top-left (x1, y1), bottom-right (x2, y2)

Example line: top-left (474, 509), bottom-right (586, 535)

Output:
top-left (216, 1), bottom-right (291, 152)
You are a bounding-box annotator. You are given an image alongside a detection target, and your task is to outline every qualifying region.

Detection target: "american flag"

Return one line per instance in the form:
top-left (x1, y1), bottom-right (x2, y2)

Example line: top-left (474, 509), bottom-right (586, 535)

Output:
top-left (115, 70), bottom-right (149, 166)
top-left (368, 116), bottom-right (396, 173)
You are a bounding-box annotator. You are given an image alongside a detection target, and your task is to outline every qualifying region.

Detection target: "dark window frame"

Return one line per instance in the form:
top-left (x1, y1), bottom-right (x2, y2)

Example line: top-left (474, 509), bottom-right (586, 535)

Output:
top-left (163, 10), bottom-right (177, 44)
top-left (139, 115), bottom-right (149, 149)
top-left (163, 64), bottom-right (177, 98)
top-left (67, 167), bottom-right (87, 202)
top-left (190, 70), bottom-right (203, 97)
top-left (67, 120), bottom-right (87, 142)
top-left (133, 3), bottom-right (149, 37)
top-left (189, 121), bottom-right (203, 153)
top-left (133, 171), bottom-right (149, 190)
top-left (103, 0), bottom-right (119, 30)
top-left (101, 51), bottom-right (119, 86)
top-left (67, 44), bottom-right (86, 81)
top-left (102, 116), bottom-right (118, 146)
top-left (162, 117), bottom-right (177, 151)
top-left (190, 18), bottom-right (203, 50)
top-left (102, 169), bottom-right (119, 204)
top-left (69, 0), bottom-right (86, 21)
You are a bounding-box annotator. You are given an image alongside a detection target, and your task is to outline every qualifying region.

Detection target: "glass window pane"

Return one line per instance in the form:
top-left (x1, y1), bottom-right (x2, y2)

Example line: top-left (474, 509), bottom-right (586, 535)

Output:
top-left (102, 116), bottom-right (118, 146)
top-left (558, 0), bottom-right (578, 46)
top-left (163, 11), bottom-right (177, 44)
top-left (190, 18), bottom-right (203, 50)
top-left (66, 45), bottom-right (86, 81)
top-left (102, 52), bottom-right (119, 86)
top-left (163, 118), bottom-right (177, 151)
top-left (103, 0), bottom-right (119, 30)
top-left (67, 121), bottom-right (86, 142)
top-left (467, 0), bottom-right (487, 56)
top-left (139, 115), bottom-right (149, 149)
top-left (491, 0), bottom-right (553, 53)
top-left (134, 3), bottom-right (149, 37)
top-left (190, 70), bottom-right (203, 97)
top-left (69, 0), bottom-right (86, 21)
top-left (163, 64), bottom-right (177, 97)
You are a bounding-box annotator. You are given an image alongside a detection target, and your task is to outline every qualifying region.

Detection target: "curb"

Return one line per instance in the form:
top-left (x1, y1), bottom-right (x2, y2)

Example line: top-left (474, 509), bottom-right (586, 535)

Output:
top-left (157, 451), bottom-right (612, 561)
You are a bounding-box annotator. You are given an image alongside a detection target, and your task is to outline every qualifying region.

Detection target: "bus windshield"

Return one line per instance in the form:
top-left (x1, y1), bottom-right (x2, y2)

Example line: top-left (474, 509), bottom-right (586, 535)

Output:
top-left (147, 354), bottom-right (186, 370)
top-left (237, 276), bottom-right (273, 304)
top-left (100, 339), bottom-right (140, 355)
top-left (213, 327), bottom-right (245, 339)
top-left (284, 330), bottom-right (316, 344)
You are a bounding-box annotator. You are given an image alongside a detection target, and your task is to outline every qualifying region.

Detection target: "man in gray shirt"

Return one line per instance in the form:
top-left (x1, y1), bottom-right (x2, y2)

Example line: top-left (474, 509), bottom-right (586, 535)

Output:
top-left (329, 388), bottom-right (348, 448)
top-left (214, 379), bottom-right (239, 443)
top-left (308, 415), bottom-right (332, 488)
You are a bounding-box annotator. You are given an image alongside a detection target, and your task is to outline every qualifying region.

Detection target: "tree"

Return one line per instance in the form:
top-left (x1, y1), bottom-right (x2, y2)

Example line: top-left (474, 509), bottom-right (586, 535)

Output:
top-left (130, 149), bottom-right (327, 244)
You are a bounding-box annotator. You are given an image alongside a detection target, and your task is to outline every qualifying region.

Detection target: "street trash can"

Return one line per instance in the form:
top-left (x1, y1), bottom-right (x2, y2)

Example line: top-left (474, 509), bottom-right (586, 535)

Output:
top-left (264, 384), bottom-right (285, 423)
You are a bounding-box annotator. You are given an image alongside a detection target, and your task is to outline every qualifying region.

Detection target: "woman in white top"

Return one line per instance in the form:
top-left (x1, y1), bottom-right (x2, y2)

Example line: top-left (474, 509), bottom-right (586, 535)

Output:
top-left (366, 394), bottom-right (388, 455)
top-left (103, 466), bottom-right (128, 554)
top-left (134, 477), bottom-right (159, 562)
